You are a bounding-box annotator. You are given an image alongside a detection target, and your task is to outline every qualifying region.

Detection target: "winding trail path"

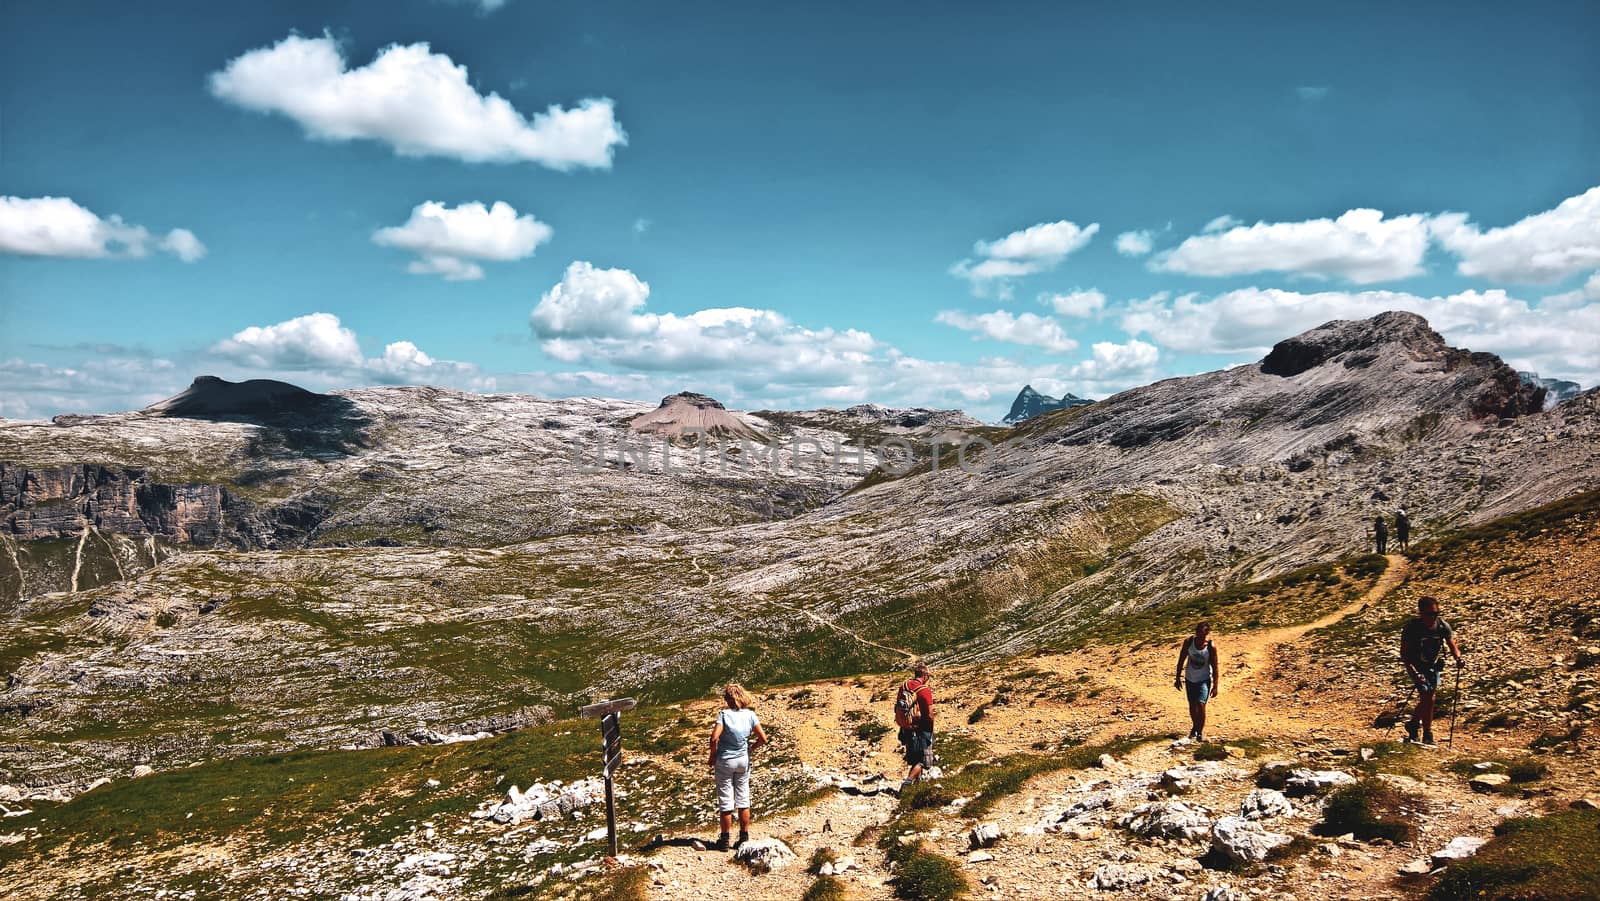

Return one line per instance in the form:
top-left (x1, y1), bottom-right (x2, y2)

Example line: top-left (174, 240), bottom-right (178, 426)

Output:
top-left (1090, 553), bottom-right (1411, 738)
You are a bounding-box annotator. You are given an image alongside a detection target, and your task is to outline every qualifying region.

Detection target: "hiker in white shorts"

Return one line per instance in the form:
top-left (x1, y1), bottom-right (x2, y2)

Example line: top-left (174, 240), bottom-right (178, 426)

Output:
top-left (708, 682), bottom-right (768, 851)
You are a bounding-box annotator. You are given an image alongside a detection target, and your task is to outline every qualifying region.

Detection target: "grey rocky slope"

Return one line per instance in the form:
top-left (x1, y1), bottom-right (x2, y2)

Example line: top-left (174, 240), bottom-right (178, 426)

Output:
top-left (1, 384), bottom-right (972, 602)
top-left (3, 312), bottom-right (1600, 789)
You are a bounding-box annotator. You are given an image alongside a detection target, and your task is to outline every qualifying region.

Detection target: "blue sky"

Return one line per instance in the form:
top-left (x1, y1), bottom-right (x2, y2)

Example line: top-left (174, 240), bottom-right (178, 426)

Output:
top-left (2, 0), bottom-right (1597, 420)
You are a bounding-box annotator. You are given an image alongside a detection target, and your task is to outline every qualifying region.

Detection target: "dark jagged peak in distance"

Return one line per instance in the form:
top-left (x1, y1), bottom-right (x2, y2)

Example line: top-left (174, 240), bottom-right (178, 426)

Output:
top-left (1002, 384), bottom-right (1094, 424)
top-left (1520, 371), bottom-right (1585, 410)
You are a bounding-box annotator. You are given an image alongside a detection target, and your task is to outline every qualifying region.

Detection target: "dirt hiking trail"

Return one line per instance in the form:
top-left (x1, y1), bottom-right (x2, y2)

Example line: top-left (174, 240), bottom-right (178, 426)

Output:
top-left (1086, 553), bottom-right (1412, 739)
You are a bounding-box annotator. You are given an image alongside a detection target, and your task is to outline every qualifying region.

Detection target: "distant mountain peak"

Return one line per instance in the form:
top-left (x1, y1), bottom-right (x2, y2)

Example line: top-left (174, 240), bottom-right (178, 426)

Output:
top-left (630, 390), bottom-right (763, 441)
top-left (1520, 371), bottom-right (1584, 411)
top-left (143, 376), bottom-right (326, 418)
top-left (1002, 385), bottom-right (1092, 424)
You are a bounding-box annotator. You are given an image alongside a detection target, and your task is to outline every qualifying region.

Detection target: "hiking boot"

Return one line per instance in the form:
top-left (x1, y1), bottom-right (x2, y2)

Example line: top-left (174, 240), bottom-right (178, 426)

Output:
top-left (1422, 730), bottom-right (1436, 746)
top-left (1403, 719), bottom-right (1420, 743)
top-left (713, 832), bottom-right (730, 851)
top-left (735, 830), bottom-right (749, 849)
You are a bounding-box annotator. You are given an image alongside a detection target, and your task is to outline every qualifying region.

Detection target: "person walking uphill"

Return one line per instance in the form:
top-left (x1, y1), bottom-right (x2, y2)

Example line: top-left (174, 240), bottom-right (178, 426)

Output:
top-left (708, 683), bottom-right (767, 851)
top-left (1373, 514), bottom-right (1388, 554)
top-left (1400, 596), bottom-right (1462, 745)
top-left (1174, 622), bottom-right (1221, 742)
top-left (895, 662), bottom-right (935, 790)
top-left (1395, 508), bottom-right (1411, 552)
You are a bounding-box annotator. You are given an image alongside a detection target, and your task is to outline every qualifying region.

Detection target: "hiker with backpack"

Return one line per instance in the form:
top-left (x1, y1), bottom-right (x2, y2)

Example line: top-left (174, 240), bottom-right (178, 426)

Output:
top-left (895, 662), bottom-right (935, 789)
top-left (707, 682), bottom-right (768, 850)
top-left (1395, 508), bottom-right (1411, 552)
top-left (1373, 514), bottom-right (1388, 554)
top-left (1400, 596), bottom-right (1462, 745)
top-left (1174, 621), bottom-right (1221, 742)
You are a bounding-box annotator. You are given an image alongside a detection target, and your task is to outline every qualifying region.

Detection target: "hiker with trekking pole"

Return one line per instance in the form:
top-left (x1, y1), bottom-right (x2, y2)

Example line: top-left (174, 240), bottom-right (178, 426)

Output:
top-left (1399, 596), bottom-right (1462, 746)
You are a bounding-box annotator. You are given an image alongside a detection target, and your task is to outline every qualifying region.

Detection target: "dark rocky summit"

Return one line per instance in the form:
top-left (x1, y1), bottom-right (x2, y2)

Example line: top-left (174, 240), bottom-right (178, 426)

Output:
top-left (1003, 384), bottom-right (1094, 424)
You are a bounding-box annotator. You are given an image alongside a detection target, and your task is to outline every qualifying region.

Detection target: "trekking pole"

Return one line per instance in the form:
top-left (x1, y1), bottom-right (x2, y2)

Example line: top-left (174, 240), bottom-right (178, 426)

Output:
top-left (1448, 660), bottom-right (1461, 748)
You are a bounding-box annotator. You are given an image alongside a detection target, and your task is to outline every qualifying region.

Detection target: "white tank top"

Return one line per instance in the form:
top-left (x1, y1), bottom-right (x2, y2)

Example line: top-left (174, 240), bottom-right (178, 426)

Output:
top-left (1185, 639), bottom-right (1214, 683)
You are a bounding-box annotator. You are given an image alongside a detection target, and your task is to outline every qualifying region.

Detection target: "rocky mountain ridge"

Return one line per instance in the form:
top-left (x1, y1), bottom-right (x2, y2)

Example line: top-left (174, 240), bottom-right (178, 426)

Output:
top-left (1, 312), bottom-right (1598, 794)
top-left (1003, 384), bottom-right (1094, 424)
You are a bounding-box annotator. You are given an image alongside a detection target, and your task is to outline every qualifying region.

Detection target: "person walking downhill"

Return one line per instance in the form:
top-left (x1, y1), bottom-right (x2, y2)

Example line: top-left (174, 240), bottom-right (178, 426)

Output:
top-left (1400, 596), bottom-right (1462, 746)
top-left (895, 662), bottom-right (935, 791)
top-left (708, 683), bottom-right (767, 851)
top-left (1395, 508), bottom-right (1411, 552)
top-left (1174, 622), bottom-right (1221, 741)
top-left (1373, 514), bottom-right (1388, 554)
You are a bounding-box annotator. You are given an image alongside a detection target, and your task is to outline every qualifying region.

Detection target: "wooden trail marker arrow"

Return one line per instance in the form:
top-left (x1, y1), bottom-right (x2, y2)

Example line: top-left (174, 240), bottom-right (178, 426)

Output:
top-left (581, 697), bottom-right (636, 857)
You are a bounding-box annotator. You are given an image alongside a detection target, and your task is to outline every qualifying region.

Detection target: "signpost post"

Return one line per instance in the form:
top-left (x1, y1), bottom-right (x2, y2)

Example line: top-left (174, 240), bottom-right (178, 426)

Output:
top-left (579, 697), bottom-right (636, 857)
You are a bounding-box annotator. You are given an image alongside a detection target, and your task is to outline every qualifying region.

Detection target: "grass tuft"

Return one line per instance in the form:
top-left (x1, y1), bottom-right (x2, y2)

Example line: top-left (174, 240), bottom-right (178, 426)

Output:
top-left (1194, 742), bottom-right (1229, 761)
top-left (1316, 779), bottom-right (1420, 844)
top-left (1429, 810), bottom-right (1600, 901)
top-left (803, 874), bottom-right (851, 901)
top-left (808, 846), bottom-right (839, 875)
top-left (893, 845), bottom-right (968, 901)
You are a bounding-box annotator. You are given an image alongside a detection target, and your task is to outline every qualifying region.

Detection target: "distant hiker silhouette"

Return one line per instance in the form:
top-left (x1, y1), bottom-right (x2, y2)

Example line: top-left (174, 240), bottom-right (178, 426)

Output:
top-left (895, 662), bottom-right (935, 790)
top-left (1395, 508), bottom-right (1411, 552)
top-left (1400, 596), bottom-right (1461, 745)
top-left (708, 683), bottom-right (767, 850)
top-left (1174, 622), bottom-right (1221, 742)
top-left (1373, 514), bottom-right (1388, 554)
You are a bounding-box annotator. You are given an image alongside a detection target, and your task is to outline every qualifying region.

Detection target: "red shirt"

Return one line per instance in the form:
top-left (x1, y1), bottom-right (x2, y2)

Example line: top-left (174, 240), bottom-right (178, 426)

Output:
top-left (907, 677), bottom-right (934, 731)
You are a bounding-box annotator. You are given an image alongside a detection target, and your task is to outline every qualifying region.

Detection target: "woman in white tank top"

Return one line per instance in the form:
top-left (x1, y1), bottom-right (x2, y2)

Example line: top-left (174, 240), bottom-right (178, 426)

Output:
top-left (1173, 621), bottom-right (1221, 741)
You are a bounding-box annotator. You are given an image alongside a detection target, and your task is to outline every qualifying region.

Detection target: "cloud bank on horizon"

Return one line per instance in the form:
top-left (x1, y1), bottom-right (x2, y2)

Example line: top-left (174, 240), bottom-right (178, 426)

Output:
top-left (2, 4), bottom-right (1597, 421)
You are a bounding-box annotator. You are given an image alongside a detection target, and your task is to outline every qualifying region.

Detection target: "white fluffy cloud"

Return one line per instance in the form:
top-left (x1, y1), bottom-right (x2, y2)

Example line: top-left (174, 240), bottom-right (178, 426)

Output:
top-left (935, 310), bottom-right (1079, 353)
top-left (209, 312), bottom-right (480, 386)
top-left (372, 200), bottom-right (552, 280)
top-left (208, 33), bottom-right (626, 169)
top-left (530, 261), bottom-right (876, 380)
top-left (211, 312), bottom-right (366, 370)
top-left (1431, 186), bottom-right (1600, 283)
top-left (1155, 209), bottom-right (1431, 283)
top-left (0, 196), bottom-right (205, 262)
top-left (530, 262), bottom-right (653, 339)
top-left (1115, 230), bottom-right (1154, 257)
top-left (951, 219), bottom-right (1099, 297)
top-left (1069, 339), bottom-right (1160, 380)
top-left (1122, 287), bottom-right (1599, 385)
top-left (1044, 289), bottom-right (1107, 318)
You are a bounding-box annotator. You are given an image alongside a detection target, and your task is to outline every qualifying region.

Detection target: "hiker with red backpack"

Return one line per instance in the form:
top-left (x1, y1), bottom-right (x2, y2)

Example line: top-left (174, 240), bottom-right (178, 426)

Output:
top-left (895, 662), bottom-right (935, 790)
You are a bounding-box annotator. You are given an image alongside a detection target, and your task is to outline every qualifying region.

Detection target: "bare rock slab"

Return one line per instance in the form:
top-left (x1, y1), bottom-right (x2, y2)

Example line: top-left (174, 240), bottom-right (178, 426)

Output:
top-left (734, 838), bottom-right (796, 873)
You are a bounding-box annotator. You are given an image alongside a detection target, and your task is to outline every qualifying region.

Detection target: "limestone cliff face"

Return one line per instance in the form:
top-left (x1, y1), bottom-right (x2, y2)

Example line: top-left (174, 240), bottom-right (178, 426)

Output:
top-left (0, 464), bottom-right (230, 543)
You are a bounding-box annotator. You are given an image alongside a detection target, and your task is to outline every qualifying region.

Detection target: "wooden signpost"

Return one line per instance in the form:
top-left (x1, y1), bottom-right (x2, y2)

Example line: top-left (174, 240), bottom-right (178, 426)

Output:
top-left (579, 697), bottom-right (636, 857)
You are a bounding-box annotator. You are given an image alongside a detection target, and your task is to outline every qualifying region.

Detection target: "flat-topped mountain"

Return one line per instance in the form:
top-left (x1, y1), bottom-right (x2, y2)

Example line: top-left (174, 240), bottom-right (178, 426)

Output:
top-left (143, 375), bottom-right (330, 419)
top-left (627, 391), bottom-right (766, 442)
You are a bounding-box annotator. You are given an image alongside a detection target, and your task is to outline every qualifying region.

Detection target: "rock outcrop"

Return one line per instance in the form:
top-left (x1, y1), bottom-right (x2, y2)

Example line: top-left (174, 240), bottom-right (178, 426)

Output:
top-left (0, 463), bottom-right (229, 543)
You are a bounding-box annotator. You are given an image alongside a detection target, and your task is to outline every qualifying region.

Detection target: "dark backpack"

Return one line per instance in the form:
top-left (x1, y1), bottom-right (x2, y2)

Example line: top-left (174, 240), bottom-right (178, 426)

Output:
top-left (893, 678), bottom-right (923, 729)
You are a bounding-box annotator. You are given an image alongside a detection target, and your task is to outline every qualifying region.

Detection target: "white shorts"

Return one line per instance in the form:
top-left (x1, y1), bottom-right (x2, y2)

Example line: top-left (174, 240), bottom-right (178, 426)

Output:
top-left (715, 755), bottom-right (751, 813)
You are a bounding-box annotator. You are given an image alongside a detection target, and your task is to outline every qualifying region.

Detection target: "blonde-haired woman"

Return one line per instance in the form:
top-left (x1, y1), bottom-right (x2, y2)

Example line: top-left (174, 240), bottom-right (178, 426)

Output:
top-left (708, 683), bottom-right (768, 850)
